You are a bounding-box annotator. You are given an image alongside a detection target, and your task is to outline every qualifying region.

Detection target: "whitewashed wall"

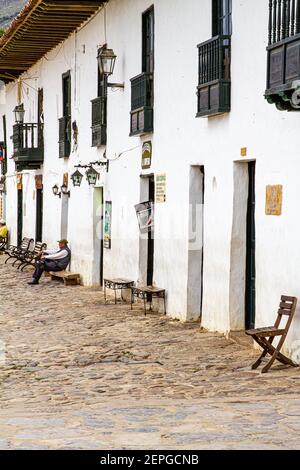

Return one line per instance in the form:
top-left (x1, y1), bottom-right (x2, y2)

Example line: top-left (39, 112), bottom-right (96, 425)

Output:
top-left (1, 0), bottom-right (300, 361)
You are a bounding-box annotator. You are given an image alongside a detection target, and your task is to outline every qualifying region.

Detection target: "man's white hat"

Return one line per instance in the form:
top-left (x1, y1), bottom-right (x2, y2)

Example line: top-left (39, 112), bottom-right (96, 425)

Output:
top-left (0, 219), bottom-right (6, 224)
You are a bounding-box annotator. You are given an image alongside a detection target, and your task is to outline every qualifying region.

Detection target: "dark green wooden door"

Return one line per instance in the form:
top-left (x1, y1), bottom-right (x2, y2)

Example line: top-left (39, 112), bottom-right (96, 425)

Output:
top-left (147, 176), bottom-right (155, 287)
top-left (245, 161), bottom-right (256, 329)
top-left (17, 189), bottom-right (23, 246)
top-left (36, 188), bottom-right (43, 242)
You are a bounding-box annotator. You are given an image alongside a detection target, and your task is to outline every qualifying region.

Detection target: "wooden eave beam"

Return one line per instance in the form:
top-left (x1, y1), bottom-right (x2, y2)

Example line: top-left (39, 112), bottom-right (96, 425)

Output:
top-left (0, 0), bottom-right (106, 80)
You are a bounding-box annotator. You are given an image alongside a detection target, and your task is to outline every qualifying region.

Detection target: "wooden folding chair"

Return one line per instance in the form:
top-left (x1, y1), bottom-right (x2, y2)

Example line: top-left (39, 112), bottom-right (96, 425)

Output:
top-left (246, 295), bottom-right (298, 373)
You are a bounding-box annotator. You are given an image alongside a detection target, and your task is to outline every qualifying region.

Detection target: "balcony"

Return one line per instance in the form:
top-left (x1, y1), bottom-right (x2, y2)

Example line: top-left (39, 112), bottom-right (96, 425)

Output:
top-left (91, 97), bottom-right (107, 147)
top-left (196, 35), bottom-right (231, 117)
top-left (266, 0), bottom-right (300, 111)
top-left (58, 116), bottom-right (71, 158)
top-left (130, 72), bottom-right (153, 136)
top-left (12, 123), bottom-right (44, 171)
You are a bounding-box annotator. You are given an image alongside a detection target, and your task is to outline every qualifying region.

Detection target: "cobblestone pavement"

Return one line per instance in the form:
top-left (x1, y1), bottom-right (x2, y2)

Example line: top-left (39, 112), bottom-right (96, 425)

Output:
top-left (1, 256), bottom-right (300, 449)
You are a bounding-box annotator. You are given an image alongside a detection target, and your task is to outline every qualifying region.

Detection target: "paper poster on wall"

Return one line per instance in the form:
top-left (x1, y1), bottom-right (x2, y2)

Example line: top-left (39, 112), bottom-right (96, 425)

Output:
top-left (265, 185), bottom-right (282, 216)
top-left (134, 201), bottom-right (154, 234)
top-left (156, 173), bottom-right (166, 203)
top-left (104, 201), bottom-right (112, 249)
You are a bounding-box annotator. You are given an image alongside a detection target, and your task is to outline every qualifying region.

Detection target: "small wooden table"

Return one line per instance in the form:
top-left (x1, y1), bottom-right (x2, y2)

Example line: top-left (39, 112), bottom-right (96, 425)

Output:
top-left (131, 286), bottom-right (166, 316)
top-left (104, 278), bottom-right (134, 304)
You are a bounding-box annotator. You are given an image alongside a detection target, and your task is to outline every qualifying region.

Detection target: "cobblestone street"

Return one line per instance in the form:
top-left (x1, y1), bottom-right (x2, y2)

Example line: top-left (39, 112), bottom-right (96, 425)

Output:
top-left (1, 256), bottom-right (300, 449)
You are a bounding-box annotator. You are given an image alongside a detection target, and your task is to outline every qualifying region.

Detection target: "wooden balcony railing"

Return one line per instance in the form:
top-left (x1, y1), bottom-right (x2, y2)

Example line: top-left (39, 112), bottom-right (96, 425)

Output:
top-left (197, 35), bottom-right (231, 117)
top-left (266, 0), bottom-right (300, 110)
top-left (91, 97), bottom-right (107, 147)
top-left (12, 123), bottom-right (44, 170)
top-left (268, 0), bottom-right (300, 46)
top-left (58, 116), bottom-right (71, 158)
top-left (130, 72), bottom-right (153, 136)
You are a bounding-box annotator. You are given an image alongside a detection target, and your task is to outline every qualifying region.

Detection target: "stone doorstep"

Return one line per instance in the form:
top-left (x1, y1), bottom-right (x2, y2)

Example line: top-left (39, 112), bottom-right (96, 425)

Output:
top-left (228, 330), bottom-right (254, 349)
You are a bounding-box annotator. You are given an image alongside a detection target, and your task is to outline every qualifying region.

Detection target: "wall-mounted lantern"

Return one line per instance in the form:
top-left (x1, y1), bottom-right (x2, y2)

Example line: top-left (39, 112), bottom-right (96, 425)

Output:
top-left (52, 184), bottom-right (60, 197)
top-left (86, 166), bottom-right (99, 186)
top-left (71, 169), bottom-right (83, 187)
top-left (61, 183), bottom-right (70, 197)
top-left (97, 44), bottom-right (124, 89)
top-left (97, 45), bottom-right (116, 77)
top-left (13, 104), bottom-right (25, 124)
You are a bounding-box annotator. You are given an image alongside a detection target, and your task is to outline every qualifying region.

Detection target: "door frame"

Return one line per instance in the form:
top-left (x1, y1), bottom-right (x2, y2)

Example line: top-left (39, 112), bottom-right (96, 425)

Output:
top-left (245, 161), bottom-right (256, 329)
top-left (139, 174), bottom-right (155, 285)
top-left (229, 160), bottom-right (256, 331)
top-left (93, 187), bottom-right (104, 286)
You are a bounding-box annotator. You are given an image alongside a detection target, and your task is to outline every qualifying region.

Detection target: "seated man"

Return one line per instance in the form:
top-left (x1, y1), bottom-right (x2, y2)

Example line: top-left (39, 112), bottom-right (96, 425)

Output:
top-left (28, 239), bottom-right (71, 285)
top-left (0, 219), bottom-right (8, 239)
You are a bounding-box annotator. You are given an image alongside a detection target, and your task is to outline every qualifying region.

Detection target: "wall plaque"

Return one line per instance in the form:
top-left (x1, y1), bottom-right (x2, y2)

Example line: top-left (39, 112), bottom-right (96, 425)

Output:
top-left (266, 185), bottom-right (282, 216)
top-left (35, 175), bottom-right (43, 190)
top-left (16, 174), bottom-right (22, 190)
top-left (63, 172), bottom-right (68, 187)
top-left (142, 141), bottom-right (152, 169)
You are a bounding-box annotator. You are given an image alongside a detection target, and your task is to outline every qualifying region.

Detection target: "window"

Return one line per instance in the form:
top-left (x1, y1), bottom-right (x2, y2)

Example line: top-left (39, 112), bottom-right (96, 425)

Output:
top-left (212, 0), bottom-right (232, 37)
top-left (59, 71), bottom-right (71, 158)
top-left (129, 6), bottom-right (154, 136)
top-left (91, 51), bottom-right (107, 147)
top-left (196, 0), bottom-right (231, 117)
top-left (142, 6), bottom-right (155, 74)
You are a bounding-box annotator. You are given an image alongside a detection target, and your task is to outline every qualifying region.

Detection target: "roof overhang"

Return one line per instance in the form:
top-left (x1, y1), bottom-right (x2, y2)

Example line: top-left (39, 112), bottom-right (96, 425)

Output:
top-left (0, 0), bottom-right (107, 83)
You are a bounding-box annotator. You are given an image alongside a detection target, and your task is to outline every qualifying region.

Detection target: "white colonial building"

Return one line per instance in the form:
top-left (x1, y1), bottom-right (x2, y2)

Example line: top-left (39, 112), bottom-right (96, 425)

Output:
top-left (1, 0), bottom-right (300, 362)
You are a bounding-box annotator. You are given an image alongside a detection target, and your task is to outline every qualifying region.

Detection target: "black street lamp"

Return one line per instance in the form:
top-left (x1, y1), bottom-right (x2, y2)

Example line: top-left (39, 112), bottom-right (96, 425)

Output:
top-left (71, 169), bottom-right (83, 187)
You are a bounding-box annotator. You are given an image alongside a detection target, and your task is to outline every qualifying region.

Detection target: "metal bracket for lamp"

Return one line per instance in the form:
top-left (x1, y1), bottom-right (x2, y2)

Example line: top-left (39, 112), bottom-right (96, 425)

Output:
top-left (107, 82), bottom-right (124, 89)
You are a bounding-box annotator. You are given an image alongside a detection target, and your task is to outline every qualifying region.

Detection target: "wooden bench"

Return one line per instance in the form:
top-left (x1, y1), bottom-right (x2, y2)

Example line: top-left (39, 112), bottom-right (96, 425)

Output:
top-left (5, 237), bottom-right (33, 264)
top-left (246, 295), bottom-right (298, 373)
top-left (49, 271), bottom-right (81, 286)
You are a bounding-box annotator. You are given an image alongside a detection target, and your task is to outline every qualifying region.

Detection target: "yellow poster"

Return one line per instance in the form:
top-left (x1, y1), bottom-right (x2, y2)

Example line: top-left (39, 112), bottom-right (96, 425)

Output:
top-left (156, 173), bottom-right (166, 203)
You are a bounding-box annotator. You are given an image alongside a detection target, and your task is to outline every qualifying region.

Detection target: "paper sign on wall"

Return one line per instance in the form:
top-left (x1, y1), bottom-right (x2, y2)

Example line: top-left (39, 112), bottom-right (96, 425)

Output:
top-left (156, 173), bottom-right (166, 203)
top-left (104, 201), bottom-right (112, 249)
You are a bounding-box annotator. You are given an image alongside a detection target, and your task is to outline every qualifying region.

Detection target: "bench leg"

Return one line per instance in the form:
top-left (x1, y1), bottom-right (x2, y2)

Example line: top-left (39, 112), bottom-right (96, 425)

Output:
top-left (143, 294), bottom-right (147, 316)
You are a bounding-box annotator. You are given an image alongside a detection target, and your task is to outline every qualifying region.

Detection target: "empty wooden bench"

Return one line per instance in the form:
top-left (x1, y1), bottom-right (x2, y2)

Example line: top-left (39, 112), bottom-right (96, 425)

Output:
top-left (246, 295), bottom-right (298, 373)
top-left (48, 271), bottom-right (80, 286)
top-left (5, 237), bottom-right (33, 264)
